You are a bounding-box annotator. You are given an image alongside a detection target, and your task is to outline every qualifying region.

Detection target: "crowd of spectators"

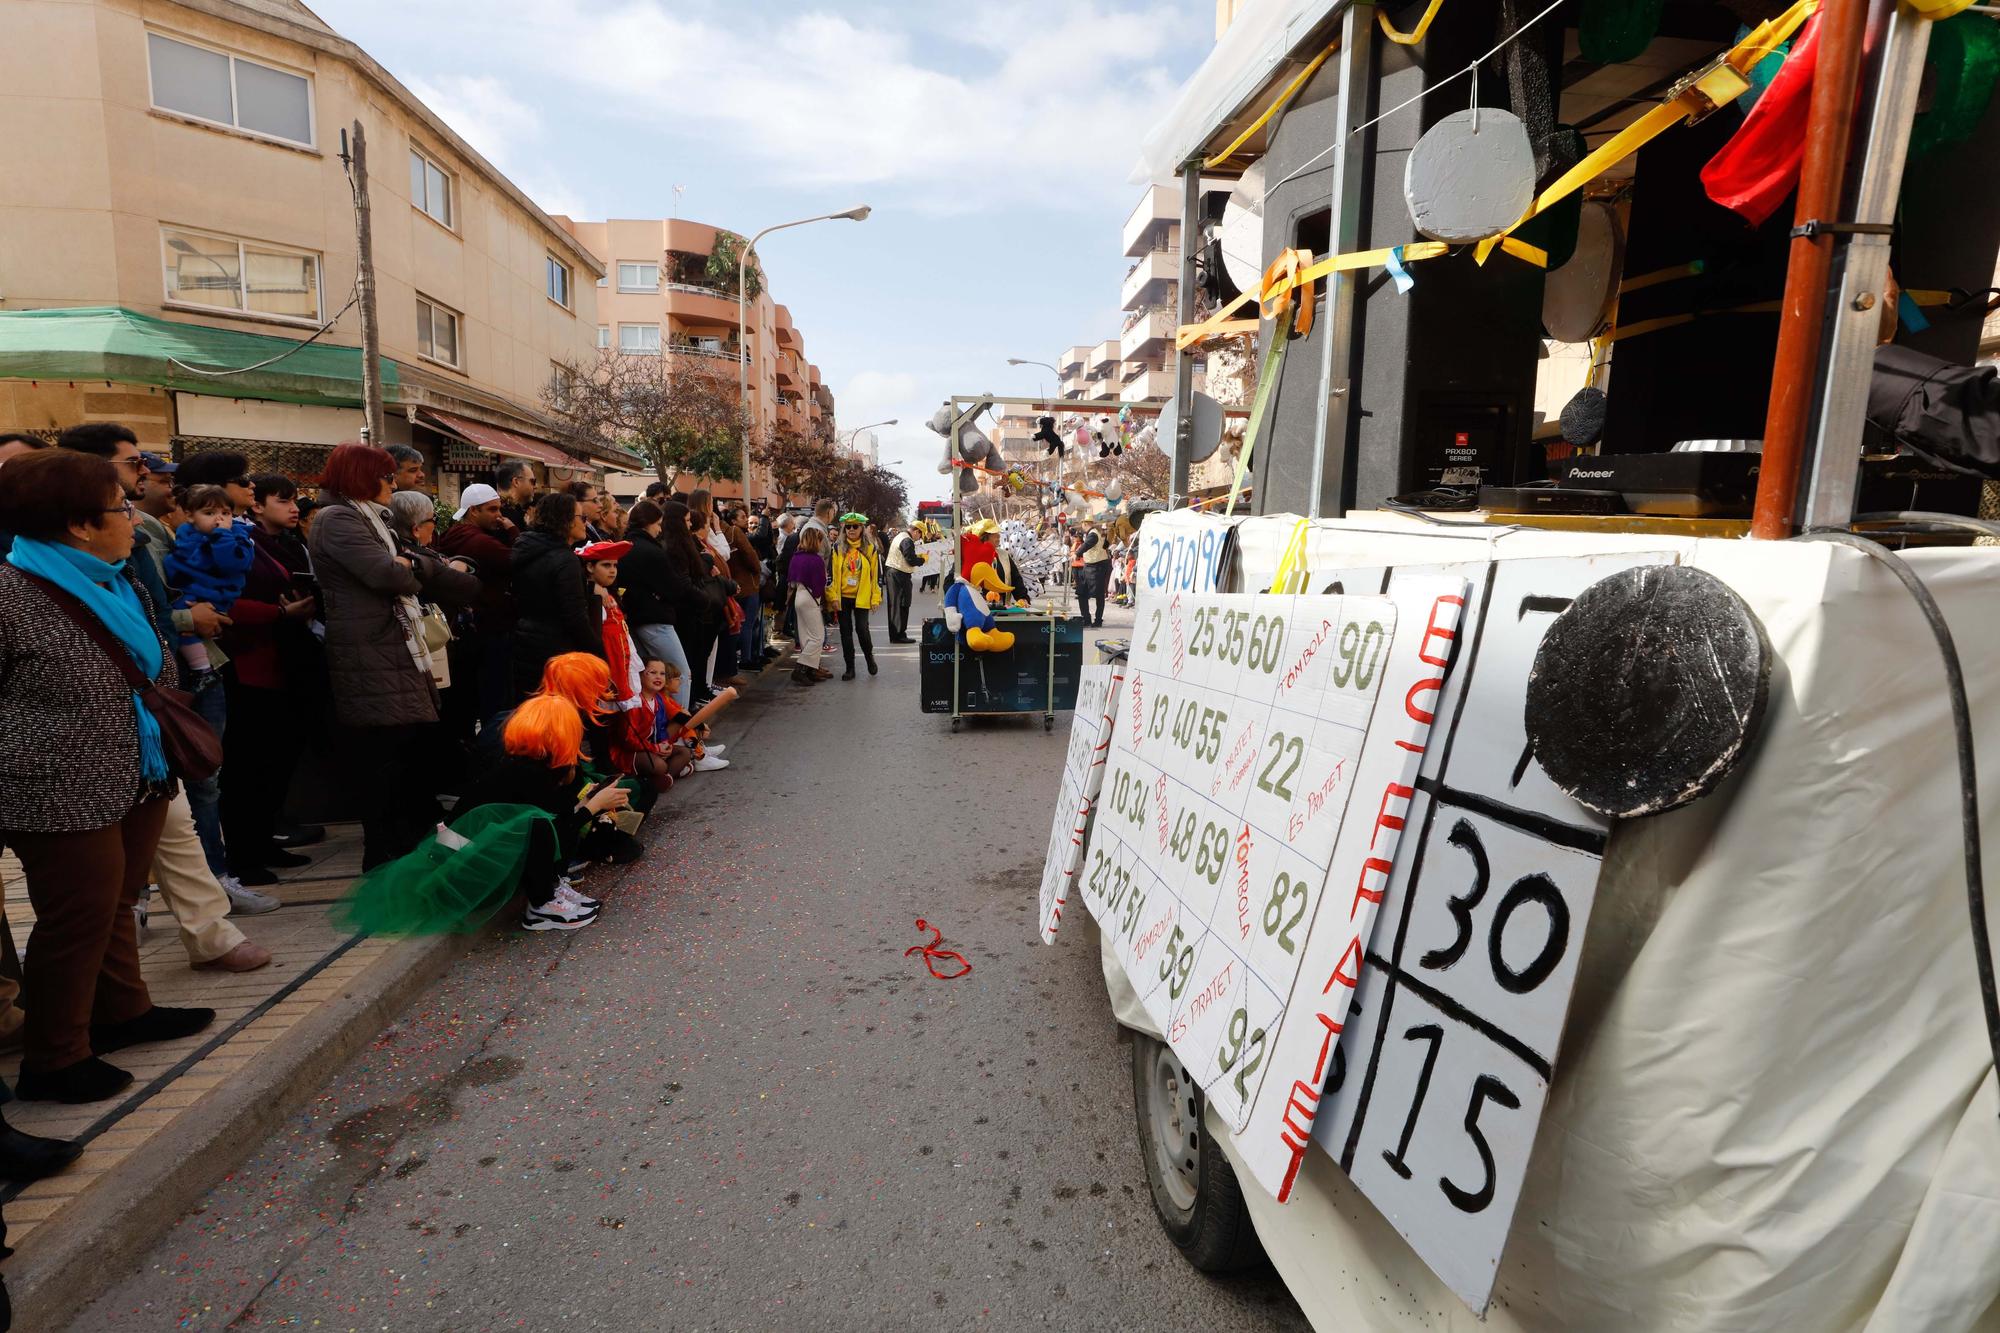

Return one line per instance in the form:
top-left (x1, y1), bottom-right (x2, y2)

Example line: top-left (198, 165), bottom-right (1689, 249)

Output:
top-left (0, 425), bottom-right (887, 1193)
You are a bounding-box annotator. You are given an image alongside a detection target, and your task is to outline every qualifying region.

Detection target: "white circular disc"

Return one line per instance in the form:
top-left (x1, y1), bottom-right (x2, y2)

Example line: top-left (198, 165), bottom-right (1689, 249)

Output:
top-left (1404, 108), bottom-right (1536, 244)
top-left (1542, 201), bottom-right (1622, 344)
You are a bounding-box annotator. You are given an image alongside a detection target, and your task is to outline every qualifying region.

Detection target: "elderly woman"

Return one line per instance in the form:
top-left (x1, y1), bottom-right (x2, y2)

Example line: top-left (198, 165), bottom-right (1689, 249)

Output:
top-left (0, 450), bottom-right (216, 1103)
top-left (309, 444), bottom-right (474, 868)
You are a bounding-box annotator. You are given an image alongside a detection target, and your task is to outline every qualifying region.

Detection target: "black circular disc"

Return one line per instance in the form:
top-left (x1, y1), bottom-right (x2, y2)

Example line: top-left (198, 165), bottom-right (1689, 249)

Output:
top-left (1525, 564), bottom-right (1771, 819)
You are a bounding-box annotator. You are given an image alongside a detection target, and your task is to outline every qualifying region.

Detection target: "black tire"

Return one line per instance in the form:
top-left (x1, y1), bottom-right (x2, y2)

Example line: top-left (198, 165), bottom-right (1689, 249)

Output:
top-left (1129, 1032), bottom-right (1266, 1273)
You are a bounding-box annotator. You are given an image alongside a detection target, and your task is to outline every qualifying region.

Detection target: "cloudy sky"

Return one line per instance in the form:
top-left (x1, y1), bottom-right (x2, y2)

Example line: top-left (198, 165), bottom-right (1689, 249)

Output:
top-left (312, 0), bottom-right (1215, 504)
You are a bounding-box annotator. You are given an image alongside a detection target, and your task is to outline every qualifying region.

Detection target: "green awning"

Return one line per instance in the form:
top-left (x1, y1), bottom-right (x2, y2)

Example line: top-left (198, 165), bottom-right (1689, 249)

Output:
top-left (0, 306), bottom-right (397, 409)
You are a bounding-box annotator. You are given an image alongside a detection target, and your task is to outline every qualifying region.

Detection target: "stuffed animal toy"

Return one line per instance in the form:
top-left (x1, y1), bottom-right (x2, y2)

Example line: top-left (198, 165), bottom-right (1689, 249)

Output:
top-left (943, 562), bottom-right (1016, 652)
top-left (1034, 415), bottom-right (1064, 458)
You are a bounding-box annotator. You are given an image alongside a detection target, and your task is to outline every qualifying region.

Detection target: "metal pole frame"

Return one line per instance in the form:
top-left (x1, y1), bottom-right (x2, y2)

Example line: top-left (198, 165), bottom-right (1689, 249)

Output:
top-left (1799, 0), bottom-right (1931, 531)
top-left (1307, 7), bottom-right (1373, 519)
top-left (943, 393), bottom-right (1073, 728)
top-left (1169, 165), bottom-right (1201, 507)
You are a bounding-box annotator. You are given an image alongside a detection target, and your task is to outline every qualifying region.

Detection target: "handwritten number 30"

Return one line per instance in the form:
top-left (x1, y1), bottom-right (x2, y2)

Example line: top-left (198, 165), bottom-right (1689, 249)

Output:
top-left (1419, 819), bottom-right (1570, 995)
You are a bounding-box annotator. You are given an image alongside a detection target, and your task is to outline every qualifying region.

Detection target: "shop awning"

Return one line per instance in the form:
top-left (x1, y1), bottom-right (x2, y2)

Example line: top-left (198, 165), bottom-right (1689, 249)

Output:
top-left (0, 306), bottom-right (396, 408)
top-left (415, 408), bottom-right (576, 468)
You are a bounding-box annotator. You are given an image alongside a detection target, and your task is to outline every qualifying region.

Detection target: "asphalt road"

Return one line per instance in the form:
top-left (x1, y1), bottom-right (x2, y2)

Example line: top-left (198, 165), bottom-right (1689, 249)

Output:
top-left (81, 603), bottom-right (1308, 1331)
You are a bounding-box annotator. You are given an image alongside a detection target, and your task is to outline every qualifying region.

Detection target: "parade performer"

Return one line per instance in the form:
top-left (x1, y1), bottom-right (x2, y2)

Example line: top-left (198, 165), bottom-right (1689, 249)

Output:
top-left (334, 695), bottom-right (630, 935)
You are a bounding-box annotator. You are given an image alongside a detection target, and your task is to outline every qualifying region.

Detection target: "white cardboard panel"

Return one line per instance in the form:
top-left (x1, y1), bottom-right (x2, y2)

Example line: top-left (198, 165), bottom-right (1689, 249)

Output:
top-left (1037, 663), bottom-right (1123, 943)
top-left (1300, 557), bottom-right (1678, 1314)
top-left (1082, 578), bottom-right (1474, 1208)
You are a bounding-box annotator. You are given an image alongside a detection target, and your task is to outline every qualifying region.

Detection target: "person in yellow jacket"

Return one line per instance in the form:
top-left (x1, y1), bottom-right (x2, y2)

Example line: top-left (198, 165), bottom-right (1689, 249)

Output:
top-left (826, 512), bottom-right (882, 680)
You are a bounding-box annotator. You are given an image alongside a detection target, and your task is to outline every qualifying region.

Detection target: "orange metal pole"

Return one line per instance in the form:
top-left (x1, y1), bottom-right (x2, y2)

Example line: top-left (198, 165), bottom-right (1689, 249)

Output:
top-left (1750, 0), bottom-right (1872, 540)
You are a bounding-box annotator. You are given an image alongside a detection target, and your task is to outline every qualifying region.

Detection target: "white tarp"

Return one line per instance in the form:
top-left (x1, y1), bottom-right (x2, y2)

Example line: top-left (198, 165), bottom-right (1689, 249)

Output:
top-left (1131, 0), bottom-right (1353, 185)
top-left (1101, 509), bottom-right (2000, 1331)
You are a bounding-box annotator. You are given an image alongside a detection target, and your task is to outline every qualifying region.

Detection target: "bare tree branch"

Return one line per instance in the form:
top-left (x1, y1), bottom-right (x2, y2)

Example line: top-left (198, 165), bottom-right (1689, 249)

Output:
top-left (544, 350), bottom-right (742, 488)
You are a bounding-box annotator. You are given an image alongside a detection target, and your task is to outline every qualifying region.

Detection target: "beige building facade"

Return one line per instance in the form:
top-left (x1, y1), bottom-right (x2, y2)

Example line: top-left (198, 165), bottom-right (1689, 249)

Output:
top-left (0, 0), bottom-right (627, 496)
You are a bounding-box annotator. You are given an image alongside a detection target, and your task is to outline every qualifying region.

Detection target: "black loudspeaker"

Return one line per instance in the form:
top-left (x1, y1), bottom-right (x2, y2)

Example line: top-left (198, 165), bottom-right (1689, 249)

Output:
top-left (1250, 2), bottom-right (1554, 516)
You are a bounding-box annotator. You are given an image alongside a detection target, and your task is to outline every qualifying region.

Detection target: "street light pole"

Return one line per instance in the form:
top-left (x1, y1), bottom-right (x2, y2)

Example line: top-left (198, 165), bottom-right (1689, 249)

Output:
top-left (838, 418), bottom-right (897, 465)
top-left (737, 205), bottom-right (872, 509)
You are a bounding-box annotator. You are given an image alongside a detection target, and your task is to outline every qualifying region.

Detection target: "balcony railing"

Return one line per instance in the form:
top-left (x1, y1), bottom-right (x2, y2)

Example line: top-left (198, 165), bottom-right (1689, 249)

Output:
top-left (1122, 248), bottom-right (1181, 284)
top-left (667, 341), bottom-right (746, 363)
top-left (1121, 302), bottom-right (1175, 335)
top-left (664, 280), bottom-right (740, 300)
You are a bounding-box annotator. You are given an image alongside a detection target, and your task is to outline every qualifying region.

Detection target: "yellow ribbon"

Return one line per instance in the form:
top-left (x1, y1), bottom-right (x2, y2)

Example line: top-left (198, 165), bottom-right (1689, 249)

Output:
top-left (1268, 518), bottom-right (1312, 594)
top-left (1379, 0), bottom-right (1449, 45)
top-left (1175, 239), bottom-right (1546, 350)
top-left (1473, 0), bottom-right (1821, 265)
top-left (1906, 0), bottom-right (1977, 17)
top-left (1205, 42), bottom-right (1341, 169)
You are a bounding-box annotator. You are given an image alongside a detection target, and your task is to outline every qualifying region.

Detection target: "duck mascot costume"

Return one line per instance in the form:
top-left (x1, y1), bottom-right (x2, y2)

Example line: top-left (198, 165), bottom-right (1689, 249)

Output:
top-left (943, 562), bottom-right (1017, 652)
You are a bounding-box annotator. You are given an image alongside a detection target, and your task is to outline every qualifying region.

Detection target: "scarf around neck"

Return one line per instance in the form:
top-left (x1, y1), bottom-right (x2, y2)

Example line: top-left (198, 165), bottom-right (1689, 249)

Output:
top-left (7, 536), bottom-right (169, 782)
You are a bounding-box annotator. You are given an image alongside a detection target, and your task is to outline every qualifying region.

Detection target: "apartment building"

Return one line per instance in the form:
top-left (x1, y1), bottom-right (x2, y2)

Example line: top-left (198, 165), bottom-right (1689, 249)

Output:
top-left (556, 217), bottom-right (836, 506)
top-left (1119, 185), bottom-right (1185, 405)
top-left (1039, 187), bottom-right (1205, 429)
top-left (0, 0), bottom-right (631, 497)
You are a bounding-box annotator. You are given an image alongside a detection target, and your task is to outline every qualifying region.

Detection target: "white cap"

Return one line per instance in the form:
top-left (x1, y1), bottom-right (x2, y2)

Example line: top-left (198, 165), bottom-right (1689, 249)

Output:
top-left (453, 483), bottom-right (500, 520)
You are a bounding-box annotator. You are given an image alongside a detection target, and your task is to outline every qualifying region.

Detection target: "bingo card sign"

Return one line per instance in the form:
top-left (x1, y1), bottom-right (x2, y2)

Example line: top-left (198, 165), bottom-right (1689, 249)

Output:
top-left (1307, 554), bottom-right (1672, 1313)
top-left (1136, 511), bottom-right (1234, 598)
top-left (1037, 663), bottom-right (1124, 943)
top-left (1078, 579), bottom-right (1467, 1201)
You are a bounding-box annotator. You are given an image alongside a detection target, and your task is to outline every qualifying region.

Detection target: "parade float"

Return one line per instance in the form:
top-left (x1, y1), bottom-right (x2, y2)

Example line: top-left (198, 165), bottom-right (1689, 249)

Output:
top-left (1035, 0), bottom-right (2000, 1326)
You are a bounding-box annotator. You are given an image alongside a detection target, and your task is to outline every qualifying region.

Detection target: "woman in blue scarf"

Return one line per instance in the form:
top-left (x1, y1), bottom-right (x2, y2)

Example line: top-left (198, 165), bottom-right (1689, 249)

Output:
top-left (0, 451), bottom-right (215, 1105)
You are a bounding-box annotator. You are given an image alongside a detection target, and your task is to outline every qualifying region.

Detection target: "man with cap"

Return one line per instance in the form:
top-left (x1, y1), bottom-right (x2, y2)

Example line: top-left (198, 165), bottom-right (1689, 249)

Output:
top-left (881, 523), bottom-right (921, 643)
top-left (437, 483), bottom-right (519, 723)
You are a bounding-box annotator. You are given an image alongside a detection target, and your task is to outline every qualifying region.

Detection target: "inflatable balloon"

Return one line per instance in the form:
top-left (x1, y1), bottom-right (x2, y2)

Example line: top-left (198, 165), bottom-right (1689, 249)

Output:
top-left (1105, 478), bottom-right (1123, 502)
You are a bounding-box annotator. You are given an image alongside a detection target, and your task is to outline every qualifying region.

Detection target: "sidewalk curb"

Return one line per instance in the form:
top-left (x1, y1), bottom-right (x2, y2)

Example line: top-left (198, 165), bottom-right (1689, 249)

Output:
top-left (8, 929), bottom-right (477, 1332)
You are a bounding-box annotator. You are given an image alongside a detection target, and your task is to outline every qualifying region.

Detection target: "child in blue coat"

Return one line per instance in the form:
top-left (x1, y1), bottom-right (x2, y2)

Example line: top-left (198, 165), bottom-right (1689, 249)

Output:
top-left (164, 484), bottom-right (254, 676)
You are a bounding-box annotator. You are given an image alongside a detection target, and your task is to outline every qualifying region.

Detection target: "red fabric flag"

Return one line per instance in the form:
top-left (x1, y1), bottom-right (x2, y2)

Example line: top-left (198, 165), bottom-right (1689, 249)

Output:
top-left (1700, 13), bottom-right (1822, 226)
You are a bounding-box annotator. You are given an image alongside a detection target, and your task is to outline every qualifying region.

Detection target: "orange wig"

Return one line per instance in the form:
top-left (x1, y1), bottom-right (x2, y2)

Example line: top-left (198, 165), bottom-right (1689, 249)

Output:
top-left (537, 652), bottom-right (612, 718)
top-left (503, 694), bottom-right (584, 769)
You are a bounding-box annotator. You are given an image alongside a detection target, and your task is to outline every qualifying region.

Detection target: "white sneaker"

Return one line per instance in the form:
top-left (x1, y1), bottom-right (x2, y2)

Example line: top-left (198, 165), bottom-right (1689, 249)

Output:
top-left (219, 875), bottom-right (282, 916)
top-left (693, 754), bottom-right (730, 772)
top-left (702, 744), bottom-right (727, 758)
top-left (555, 878), bottom-right (599, 910)
top-left (523, 897), bottom-right (599, 931)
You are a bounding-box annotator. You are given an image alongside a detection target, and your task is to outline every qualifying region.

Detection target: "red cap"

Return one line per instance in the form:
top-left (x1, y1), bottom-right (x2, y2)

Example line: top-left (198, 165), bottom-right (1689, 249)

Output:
top-left (576, 540), bottom-right (632, 562)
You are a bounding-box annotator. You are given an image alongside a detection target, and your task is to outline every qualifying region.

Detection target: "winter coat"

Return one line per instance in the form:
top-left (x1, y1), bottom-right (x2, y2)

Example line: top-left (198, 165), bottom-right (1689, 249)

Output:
top-left (218, 541), bottom-right (301, 691)
top-left (619, 529), bottom-right (693, 628)
top-left (826, 542), bottom-right (882, 610)
top-left (166, 522), bottom-right (255, 611)
top-left (436, 521), bottom-right (518, 634)
top-left (308, 499), bottom-right (449, 728)
top-left (510, 529), bottom-right (604, 694)
top-left (0, 563), bottom-right (177, 834)
top-left (723, 522), bottom-right (762, 598)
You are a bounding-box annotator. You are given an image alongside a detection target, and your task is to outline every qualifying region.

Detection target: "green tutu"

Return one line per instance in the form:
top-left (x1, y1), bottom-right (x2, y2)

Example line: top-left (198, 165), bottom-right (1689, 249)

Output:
top-left (334, 803), bottom-right (557, 936)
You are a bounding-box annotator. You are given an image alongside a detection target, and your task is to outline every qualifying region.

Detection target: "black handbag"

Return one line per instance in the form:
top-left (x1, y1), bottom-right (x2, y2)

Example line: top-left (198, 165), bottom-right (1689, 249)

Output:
top-left (22, 572), bottom-right (224, 781)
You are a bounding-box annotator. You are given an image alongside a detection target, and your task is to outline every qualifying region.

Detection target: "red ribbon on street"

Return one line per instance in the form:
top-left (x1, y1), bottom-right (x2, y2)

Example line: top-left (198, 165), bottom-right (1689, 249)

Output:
top-left (905, 918), bottom-right (973, 980)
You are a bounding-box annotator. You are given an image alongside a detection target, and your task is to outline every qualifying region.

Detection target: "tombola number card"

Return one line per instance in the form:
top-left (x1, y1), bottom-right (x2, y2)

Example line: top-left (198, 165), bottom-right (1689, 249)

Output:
top-left (1080, 580), bottom-right (1467, 1200)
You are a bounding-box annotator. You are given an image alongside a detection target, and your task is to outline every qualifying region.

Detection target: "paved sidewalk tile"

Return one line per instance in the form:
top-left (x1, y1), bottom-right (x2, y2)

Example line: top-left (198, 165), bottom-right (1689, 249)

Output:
top-left (0, 824), bottom-right (378, 1249)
